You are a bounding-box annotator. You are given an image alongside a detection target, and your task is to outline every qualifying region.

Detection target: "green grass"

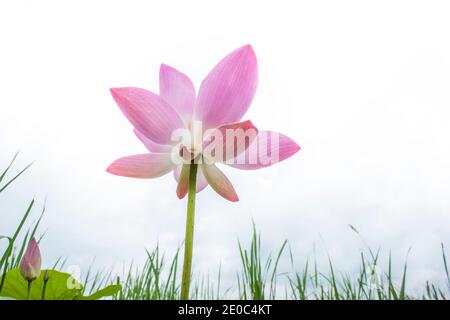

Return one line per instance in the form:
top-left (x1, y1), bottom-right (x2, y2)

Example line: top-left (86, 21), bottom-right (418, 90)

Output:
top-left (1, 153), bottom-right (449, 300)
top-left (114, 246), bottom-right (181, 300)
top-left (237, 223), bottom-right (287, 300)
top-left (0, 152), bottom-right (39, 294)
top-left (89, 226), bottom-right (447, 300)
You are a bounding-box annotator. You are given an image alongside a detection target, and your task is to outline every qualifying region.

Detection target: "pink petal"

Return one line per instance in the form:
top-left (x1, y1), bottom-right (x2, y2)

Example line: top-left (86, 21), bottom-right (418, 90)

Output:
top-left (107, 153), bottom-right (175, 178)
top-left (159, 64), bottom-right (196, 120)
top-left (196, 170), bottom-right (209, 192)
top-left (173, 165), bottom-right (182, 181)
top-left (174, 165), bottom-right (208, 195)
top-left (176, 164), bottom-right (190, 199)
top-left (134, 128), bottom-right (172, 153)
top-left (203, 120), bottom-right (258, 163)
top-left (19, 237), bottom-right (41, 281)
top-left (110, 87), bottom-right (185, 145)
top-left (195, 45), bottom-right (258, 129)
top-left (201, 164), bottom-right (239, 202)
top-left (228, 131), bottom-right (300, 170)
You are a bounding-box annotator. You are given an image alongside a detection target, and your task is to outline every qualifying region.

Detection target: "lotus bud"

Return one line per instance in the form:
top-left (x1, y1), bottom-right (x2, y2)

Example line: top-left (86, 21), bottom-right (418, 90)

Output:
top-left (19, 238), bottom-right (42, 281)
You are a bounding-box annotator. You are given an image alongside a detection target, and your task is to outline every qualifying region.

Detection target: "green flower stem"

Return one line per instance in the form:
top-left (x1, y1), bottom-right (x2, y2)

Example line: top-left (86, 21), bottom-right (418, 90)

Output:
top-left (41, 271), bottom-right (49, 300)
top-left (26, 280), bottom-right (32, 300)
top-left (180, 163), bottom-right (198, 300)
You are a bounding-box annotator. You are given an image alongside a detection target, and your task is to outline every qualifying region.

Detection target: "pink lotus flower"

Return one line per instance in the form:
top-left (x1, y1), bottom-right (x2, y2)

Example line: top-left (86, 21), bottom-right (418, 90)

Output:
top-left (107, 45), bottom-right (301, 299)
top-left (19, 238), bottom-right (41, 281)
top-left (107, 45), bottom-right (300, 202)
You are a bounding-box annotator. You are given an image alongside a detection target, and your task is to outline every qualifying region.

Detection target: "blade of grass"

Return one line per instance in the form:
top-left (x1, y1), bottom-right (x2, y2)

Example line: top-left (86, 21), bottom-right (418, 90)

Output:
top-left (0, 151), bottom-right (20, 184)
top-left (0, 199), bottom-right (34, 269)
top-left (0, 162), bottom-right (33, 194)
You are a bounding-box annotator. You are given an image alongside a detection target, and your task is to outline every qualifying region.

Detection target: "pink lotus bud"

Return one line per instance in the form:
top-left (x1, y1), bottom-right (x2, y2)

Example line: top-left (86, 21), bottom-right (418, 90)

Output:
top-left (19, 238), bottom-right (42, 281)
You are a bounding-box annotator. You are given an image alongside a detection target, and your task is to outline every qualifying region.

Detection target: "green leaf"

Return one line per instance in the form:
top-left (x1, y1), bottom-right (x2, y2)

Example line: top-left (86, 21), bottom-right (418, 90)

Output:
top-left (0, 269), bottom-right (121, 300)
top-left (79, 285), bottom-right (121, 300)
top-left (0, 269), bottom-right (82, 300)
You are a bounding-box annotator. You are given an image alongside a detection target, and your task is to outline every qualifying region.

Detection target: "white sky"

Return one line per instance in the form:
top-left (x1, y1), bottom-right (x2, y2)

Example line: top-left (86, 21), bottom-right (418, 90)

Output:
top-left (1, 0), bottom-right (449, 294)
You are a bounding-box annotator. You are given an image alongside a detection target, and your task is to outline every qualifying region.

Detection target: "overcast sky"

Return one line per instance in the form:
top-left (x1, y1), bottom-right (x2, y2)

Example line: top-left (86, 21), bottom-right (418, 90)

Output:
top-left (1, 0), bottom-right (449, 294)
